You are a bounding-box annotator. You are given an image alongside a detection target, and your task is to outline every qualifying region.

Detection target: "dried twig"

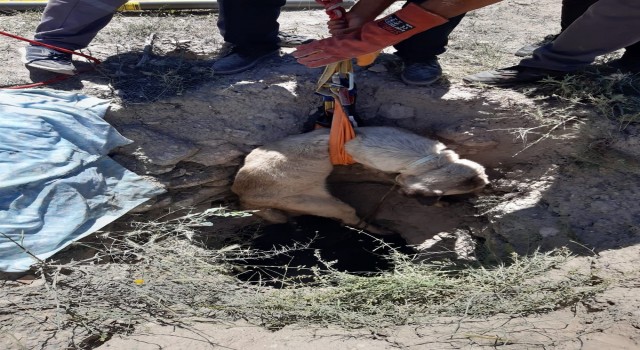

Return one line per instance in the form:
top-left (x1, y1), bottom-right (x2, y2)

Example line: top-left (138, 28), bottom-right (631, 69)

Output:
top-left (135, 33), bottom-right (157, 68)
top-left (0, 230), bottom-right (45, 265)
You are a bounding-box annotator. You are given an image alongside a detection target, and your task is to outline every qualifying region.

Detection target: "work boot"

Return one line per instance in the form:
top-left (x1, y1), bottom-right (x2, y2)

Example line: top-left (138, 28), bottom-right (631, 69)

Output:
top-left (462, 65), bottom-right (567, 86)
top-left (400, 57), bottom-right (443, 86)
top-left (22, 44), bottom-right (75, 75)
top-left (212, 47), bottom-right (279, 75)
top-left (514, 34), bottom-right (558, 57)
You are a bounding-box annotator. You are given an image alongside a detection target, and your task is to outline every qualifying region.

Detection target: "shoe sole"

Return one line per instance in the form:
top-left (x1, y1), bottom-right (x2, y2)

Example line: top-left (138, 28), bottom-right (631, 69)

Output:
top-left (400, 74), bottom-right (441, 86)
top-left (462, 75), bottom-right (543, 86)
top-left (462, 74), bottom-right (566, 87)
top-left (19, 47), bottom-right (77, 75)
top-left (213, 51), bottom-right (279, 75)
top-left (514, 50), bottom-right (533, 57)
top-left (462, 78), bottom-right (520, 87)
top-left (514, 45), bottom-right (537, 57)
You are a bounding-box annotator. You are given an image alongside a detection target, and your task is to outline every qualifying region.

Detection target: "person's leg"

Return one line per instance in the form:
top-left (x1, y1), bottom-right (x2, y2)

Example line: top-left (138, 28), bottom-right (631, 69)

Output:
top-left (514, 0), bottom-right (598, 57)
top-left (214, 0), bottom-right (286, 74)
top-left (392, 0), bottom-right (465, 85)
top-left (560, 0), bottom-right (599, 31)
top-left (34, 0), bottom-right (128, 50)
top-left (393, 16), bottom-right (465, 62)
top-left (217, 0), bottom-right (285, 53)
top-left (521, 0), bottom-right (640, 71)
top-left (25, 0), bottom-right (127, 74)
top-left (613, 40), bottom-right (640, 71)
top-left (622, 42), bottom-right (640, 59)
top-left (464, 0), bottom-right (640, 85)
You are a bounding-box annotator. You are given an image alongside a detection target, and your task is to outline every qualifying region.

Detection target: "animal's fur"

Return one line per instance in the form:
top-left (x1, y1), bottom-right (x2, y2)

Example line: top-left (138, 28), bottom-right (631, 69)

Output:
top-left (231, 127), bottom-right (488, 233)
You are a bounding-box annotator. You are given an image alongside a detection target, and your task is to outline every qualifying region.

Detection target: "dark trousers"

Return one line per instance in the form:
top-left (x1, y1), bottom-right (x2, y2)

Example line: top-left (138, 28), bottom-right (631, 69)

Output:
top-left (394, 14), bottom-right (465, 61)
top-left (218, 0), bottom-right (463, 61)
top-left (217, 0), bottom-right (286, 53)
top-left (394, 0), bottom-right (465, 61)
top-left (36, 0), bottom-right (285, 52)
top-left (562, 0), bottom-right (640, 58)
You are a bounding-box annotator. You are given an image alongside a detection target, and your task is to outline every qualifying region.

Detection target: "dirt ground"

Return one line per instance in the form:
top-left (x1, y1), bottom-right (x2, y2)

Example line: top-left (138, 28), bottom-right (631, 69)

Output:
top-left (1, 1), bottom-right (640, 349)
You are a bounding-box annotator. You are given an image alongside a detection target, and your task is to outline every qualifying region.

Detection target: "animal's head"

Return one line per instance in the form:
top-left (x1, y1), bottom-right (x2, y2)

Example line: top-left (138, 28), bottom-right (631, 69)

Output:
top-left (396, 151), bottom-right (489, 197)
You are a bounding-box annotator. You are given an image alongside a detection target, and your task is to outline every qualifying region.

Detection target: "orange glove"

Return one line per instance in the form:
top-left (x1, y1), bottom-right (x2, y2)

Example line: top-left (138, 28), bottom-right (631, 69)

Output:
top-left (294, 3), bottom-right (448, 68)
top-left (318, 0), bottom-right (378, 66)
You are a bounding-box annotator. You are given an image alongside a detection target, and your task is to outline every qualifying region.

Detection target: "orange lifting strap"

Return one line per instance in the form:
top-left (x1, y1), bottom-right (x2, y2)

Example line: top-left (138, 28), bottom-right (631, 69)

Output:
top-left (313, 0), bottom-right (380, 165)
top-left (329, 98), bottom-right (356, 165)
top-left (315, 60), bottom-right (357, 165)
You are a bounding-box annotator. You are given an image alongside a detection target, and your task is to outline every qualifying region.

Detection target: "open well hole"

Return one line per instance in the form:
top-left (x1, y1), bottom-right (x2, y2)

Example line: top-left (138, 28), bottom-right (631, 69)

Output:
top-left (233, 215), bottom-right (413, 287)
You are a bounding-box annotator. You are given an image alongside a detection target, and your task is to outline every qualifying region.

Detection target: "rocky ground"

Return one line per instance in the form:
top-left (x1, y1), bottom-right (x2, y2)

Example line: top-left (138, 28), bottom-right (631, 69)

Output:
top-left (1, 0), bottom-right (639, 349)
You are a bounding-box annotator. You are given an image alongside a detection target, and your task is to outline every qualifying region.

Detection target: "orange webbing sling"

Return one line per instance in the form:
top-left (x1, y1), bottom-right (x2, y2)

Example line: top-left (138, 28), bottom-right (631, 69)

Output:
top-left (329, 98), bottom-right (356, 165)
top-left (315, 60), bottom-right (357, 165)
top-left (314, 0), bottom-right (381, 165)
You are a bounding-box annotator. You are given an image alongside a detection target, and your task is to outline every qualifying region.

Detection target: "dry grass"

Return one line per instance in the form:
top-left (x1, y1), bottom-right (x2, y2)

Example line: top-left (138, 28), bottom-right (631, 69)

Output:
top-left (1, 208), bottom-right (608, 347)
top-left (469, 68), bottom-right (640, 162)
top-left (537, 70), bottom-right (640, 129)
top-left (245, 247), bottom-right (605, 329)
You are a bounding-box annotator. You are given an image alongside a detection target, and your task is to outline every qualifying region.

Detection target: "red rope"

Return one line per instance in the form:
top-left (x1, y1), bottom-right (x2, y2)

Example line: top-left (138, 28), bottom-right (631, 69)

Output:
top-left (0, 30), bottom-right (102, 89)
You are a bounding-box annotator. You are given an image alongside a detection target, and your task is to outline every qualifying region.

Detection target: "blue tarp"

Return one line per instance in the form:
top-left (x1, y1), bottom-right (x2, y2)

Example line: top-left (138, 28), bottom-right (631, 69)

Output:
top-left (0, 89), bottom-right (165, 272)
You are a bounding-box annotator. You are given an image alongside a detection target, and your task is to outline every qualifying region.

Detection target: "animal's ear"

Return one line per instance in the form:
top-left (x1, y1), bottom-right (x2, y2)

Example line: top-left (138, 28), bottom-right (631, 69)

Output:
top-left (397, 174), bottom-right (438, 196)
top-left (395, 173), bottom-right (418, 192)
top-left (396, 173), bottom-right (423, 185)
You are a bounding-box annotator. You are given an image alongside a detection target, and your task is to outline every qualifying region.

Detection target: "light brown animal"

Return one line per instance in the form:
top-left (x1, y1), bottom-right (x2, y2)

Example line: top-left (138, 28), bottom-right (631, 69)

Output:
top-left (231, 127), bottom-right (488, 233)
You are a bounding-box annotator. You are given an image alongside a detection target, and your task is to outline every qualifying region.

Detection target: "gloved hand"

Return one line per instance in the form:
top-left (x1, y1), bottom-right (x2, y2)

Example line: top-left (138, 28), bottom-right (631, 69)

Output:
top-left (294, 3), bottom-right (448, 68)
top-left (319, 0), bottom-right (379, 65)
top-left (325, 10), bottom-right (379, 66)
top-left (327, 9), bottom-right (365, 36)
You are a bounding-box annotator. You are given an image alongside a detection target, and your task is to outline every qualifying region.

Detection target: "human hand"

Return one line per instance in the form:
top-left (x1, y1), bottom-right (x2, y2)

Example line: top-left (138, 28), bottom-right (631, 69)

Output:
top-left (327, 11), bottom-right (367, 36)
top-left (315, 0), bottom-right (346, 20)
top-left (293, 31), bottom-right (372, 68)
top-left (294, 3), bottom-right (448, 68)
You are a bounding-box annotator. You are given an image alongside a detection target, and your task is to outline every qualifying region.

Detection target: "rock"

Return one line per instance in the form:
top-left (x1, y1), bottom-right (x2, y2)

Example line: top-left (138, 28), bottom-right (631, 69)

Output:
top-left (436, 126), bottom-right (499, 149)
top-left (539, 227), bottom-right (561, 238)
top-left (377, 103), bottom-right (416, 120)
top-left (111, 154), bottom-right (175, 175)
top-left (171, 186), bottom-right (231, 209)
top-left (130, 196), bottom-right (173, 213)
top-left (203, 178), bottom-right (233, 187)
top-left (116, 125), bottom-right (200, 166)
top-left (367, 63), bottom-right (387, 73)
top-left (185, 143), bottom-right (244, 166)
top-left (161, 165), bottom-right (236, 189)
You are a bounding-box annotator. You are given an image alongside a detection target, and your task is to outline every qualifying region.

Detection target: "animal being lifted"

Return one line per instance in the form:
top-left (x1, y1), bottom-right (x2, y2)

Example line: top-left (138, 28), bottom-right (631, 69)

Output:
top-left (232, 127), bottom-right (489, 233)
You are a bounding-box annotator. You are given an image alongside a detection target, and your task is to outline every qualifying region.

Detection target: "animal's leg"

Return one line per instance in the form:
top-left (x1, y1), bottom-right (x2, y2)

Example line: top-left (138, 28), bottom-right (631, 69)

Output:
top-left (277, 194), bottom-right (389, 234)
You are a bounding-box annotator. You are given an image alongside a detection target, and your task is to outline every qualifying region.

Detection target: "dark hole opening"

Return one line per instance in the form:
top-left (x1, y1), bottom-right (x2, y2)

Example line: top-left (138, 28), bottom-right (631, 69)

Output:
top-left (234, 215), bottom-right (414, 288)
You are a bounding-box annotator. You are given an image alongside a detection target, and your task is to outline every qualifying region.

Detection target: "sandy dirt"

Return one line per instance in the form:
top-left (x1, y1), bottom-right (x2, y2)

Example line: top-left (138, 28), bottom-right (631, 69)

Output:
top-left (1, 1), bottom-right (640, 349)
